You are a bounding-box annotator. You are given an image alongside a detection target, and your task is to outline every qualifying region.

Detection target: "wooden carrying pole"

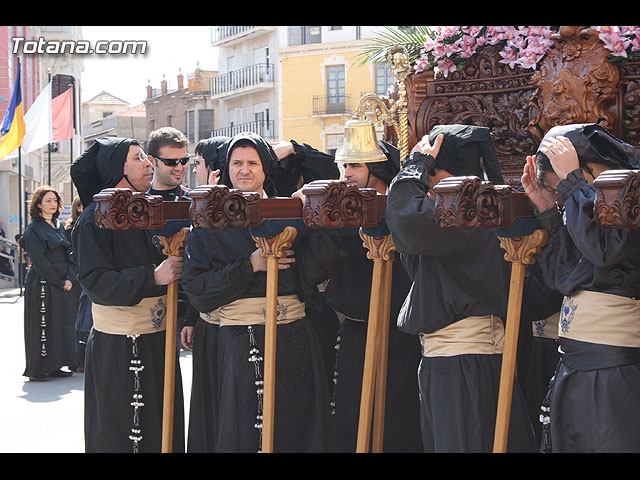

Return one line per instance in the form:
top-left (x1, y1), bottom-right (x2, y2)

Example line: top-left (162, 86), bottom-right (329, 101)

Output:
top-left (356, 232), bottom-right (396, 453)
top-left (157, 227), bottom-right (189, 454)
top-left (252, 226), bottom-right (298, 453)
top-left (371, 258), bottom-right (394, 451)
top-left (493, 230), bottom-right (548, 453)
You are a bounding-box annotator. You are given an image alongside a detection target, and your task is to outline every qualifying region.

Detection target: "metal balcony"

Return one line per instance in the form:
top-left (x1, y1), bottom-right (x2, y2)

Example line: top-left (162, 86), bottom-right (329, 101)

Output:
top-left (211, 120), bottom-right (276, 140)
top-left (312, 94), bottom-right (352, 116)
top-left (211, 26), bottom-right (255, 43)
top-left (211, 63), bottom-right (274, 98)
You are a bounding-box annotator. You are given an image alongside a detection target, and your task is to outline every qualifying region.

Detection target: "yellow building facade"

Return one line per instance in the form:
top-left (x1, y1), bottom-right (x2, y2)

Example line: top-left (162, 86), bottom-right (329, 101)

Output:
top-left (277, 39), bottom-right (393, 158)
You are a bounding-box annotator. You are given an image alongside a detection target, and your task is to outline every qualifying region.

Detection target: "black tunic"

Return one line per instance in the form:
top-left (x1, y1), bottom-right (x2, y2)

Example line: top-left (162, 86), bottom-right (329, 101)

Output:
top-left (301, 227), bottom-right (423, 452)
top-left (71, 200), bottom-right (185, 453)
top-left (385, 152), bottom-right (537, 452)
top-left (535, 169), bottom-right (640, 452)
top-left (181, 226), bottom-right (335, 452)
top-left (22, 218), bottom-right (79, 378)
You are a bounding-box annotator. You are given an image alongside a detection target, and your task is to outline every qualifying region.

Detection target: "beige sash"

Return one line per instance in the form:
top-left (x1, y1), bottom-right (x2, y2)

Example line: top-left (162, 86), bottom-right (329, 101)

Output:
top-left (419, 314), bottom-right (505, 357)
top-left (559, 290), bottom-right (640, 348)
top-left (200, 294), bottom-right (306, 327)
top-left (92, 295), bottom-right (167, 335)
top-left (532, 312), bottom-right (560, 339)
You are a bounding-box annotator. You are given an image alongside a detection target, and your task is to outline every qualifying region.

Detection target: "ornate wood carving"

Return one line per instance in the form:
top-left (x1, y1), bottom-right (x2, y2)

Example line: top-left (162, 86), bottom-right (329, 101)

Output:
top-left (593, 169), bottom-right (640, 228)
top-left (188, 185), bottom-right (261, 229)
top-left (301, 180), bottom-right (386, 229)
top-left (94, 188), bottom-right (166, 229)
top-left (253, 226), bottom-right (298, 258)
top-left (497, 229), bottom-right (549, 265)
top-left (528, 26), bottom-right (619, 142)
top-left (94, 181), bottom-right (389, 233)
top-left (359, 230), bottom-right (396, 262)
top-left (156, 227), bottom-right (189, 257)
top-left (403, 27), bottom-right (640, 187)
top-left (432, 176), bottom-right (534, 229)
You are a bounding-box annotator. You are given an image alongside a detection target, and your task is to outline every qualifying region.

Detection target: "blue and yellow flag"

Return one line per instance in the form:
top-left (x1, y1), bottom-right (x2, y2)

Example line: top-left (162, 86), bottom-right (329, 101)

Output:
top-left (0, 63), bottom-right (26, 159)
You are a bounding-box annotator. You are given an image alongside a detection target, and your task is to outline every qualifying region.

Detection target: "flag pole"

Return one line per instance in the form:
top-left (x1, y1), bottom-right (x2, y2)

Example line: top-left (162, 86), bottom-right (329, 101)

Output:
top-left (69, 82), bottom-right (74, 203)
top-left (18, 145), bottom-right (23, 295)
top-left (47, 69), bottom-right (51, 185)
top-left (17, 58), bottom-right (24, 295)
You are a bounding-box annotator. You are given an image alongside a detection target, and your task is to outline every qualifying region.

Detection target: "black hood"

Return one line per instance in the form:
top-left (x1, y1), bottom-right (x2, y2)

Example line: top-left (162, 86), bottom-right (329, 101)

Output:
top-left (70, 137), bottom-right (136, 207)
top-left (219, 132), bottom-right (279, 197)
top-left (198, 136), bottom-right (230, 172)
top-left (365, 140), bottom-right (401, 186)
top-left (428, 124), bottom-right (504, 184)
top-left (536, 123), bottom-right (640, 171)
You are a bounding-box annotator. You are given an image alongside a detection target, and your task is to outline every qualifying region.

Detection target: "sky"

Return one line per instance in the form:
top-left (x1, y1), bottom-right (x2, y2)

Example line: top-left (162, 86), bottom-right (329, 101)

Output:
top-left (80, 26), bottom-right (219, 106)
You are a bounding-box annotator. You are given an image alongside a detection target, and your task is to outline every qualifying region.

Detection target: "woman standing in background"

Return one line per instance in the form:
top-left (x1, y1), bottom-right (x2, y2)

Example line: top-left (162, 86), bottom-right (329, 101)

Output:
top-left (22, 186), bottom-right (79, 381)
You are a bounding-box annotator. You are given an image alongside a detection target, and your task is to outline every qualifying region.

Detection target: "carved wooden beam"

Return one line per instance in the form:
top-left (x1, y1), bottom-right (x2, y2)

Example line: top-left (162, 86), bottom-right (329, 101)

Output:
top-left (433, 176), bottom-right (536, 229)
top-left (593, 169), bottom-right (640, 228)
top-left (189, 181), bottom-right (387, 230)
top-left (94, 181), bottom-right (389, 231)
top-left (94, 188), bottom-right (190, 230)
top-left (301, 180), bottom-right (387, 229)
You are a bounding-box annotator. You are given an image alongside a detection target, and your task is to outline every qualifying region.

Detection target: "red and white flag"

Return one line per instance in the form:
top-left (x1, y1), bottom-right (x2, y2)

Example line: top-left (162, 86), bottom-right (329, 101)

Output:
top-left (22, 82), bottom-right (74, 153)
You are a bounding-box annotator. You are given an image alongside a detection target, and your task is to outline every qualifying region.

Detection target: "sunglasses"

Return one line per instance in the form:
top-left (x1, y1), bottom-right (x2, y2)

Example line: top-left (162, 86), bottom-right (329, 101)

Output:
top-left (155, 154), bottom-right (191, 166)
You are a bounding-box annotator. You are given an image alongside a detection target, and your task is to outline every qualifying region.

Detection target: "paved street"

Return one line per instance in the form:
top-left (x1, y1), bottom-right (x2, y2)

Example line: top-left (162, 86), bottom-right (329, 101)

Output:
top-left (0, 288), bottom-right (192, 453)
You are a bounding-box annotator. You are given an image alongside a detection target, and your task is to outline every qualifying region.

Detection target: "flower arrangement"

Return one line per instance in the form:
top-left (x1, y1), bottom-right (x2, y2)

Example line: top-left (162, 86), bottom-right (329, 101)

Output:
top-left (413, 26), bottom-right (640, 78)
top-left (594, 26), bottom-right (640, 62)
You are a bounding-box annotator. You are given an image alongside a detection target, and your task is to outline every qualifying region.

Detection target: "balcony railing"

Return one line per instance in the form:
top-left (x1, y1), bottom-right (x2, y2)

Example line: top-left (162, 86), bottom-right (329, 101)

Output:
top-left (211, 63), bottom-right (274, 97)
top-left (211, 26), bottom-right (255, 43)
top-left (312, 94), bottom-right (352, 116)
top-left (212, 120), bottom-right (276, 140)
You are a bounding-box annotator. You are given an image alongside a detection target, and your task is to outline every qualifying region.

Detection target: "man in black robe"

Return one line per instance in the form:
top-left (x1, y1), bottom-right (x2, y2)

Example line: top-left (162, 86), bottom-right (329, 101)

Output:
top-left (385, 124), bottom-right (537, 452)
top-left (70, 137), bottom-right (185, 453)
top-left (179, 134), bottom-right (230, 452)
top-left (296, 141), bottom-right (423, 452)
top-left (181, 132), bottom-right (335, 452)
top-left (522, 123), bottom-right (640, 452)
top-left (270, 139), bottom-right (342, 392)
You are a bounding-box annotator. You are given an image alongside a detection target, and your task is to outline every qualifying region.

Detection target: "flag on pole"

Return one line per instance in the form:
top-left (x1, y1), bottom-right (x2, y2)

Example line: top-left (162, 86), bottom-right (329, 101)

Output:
top-left (22, 82), bottom-right (52, 153)
top-left (52, 86), bottom-right (74, 142)
top-left (22, 82), bottom-right (74, 153)
top-left (0, 63), bottom-right (26, 159)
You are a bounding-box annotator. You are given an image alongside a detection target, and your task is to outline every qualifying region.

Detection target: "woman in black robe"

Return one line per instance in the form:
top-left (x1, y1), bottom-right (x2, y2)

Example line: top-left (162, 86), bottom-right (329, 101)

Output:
top-left (182, 132), bottom-right (335, 452)
top-left (23, 186), bottom-right (79, 381)
top-left (522, 123), bottom-right (640, 452)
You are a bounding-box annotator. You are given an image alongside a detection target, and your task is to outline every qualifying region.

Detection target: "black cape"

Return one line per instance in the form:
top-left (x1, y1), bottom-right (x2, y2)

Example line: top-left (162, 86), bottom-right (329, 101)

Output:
top-left (22, 218), bottom-right (79, 378)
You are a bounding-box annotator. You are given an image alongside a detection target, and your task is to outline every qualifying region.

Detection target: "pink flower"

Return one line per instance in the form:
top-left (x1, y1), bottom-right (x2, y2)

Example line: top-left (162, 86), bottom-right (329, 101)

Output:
top-left (457, 35), bottom-right (478, 58)
top-left (498, 46), bottom-right (519, 68)
top-left (595, 26), bottom-right (620, 35)
top-left (517, 49), bottom-right (543, 69)
top-left (600, 32), bottom-right (631, 57)
top-left (434, 59), bottom-right (457, 77)
top-left (422, 37), bottom-right (439, 53)
top-left (437, 26), bottom-right (461, 39)
top-left (414, 56), bottom-right (430, 73)
top-left (461, 26), bottom-right (482, 37)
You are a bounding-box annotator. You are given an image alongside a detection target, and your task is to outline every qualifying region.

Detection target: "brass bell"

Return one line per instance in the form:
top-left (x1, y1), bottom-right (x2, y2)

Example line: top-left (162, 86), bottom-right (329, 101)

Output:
top-left (334, 118), bottom-right (387, 164)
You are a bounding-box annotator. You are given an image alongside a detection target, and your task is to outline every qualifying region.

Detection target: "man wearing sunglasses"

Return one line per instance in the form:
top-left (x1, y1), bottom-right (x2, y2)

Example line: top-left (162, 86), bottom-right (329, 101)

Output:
top-left (148, 127), bottom-right (191, 201)
top-left (147, 127), bottom-right (199, 358)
